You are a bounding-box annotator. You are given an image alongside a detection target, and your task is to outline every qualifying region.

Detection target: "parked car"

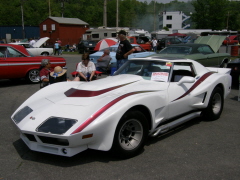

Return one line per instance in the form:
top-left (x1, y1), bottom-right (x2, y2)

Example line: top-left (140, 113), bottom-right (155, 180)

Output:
top-left (222, 35), bottom-right (239, 45)
top-left (157, 37), bottom-right (182, 50)
top-left (128, 36), bottom-right (152, 51)
top-left (10, 37), bottom-right (53, 56)
top-left (78, 40), bottom-right (97, 54)
top-left (11, 57), bottom-right (231, 158)
top-left (0, 44), bottom-right (66, 83)
top-left (152, 35), bottom-right (230, 67)
top-left (227, 58), bottom-right (240, 86)
top-left (90, 44), bottom-right (156, 68)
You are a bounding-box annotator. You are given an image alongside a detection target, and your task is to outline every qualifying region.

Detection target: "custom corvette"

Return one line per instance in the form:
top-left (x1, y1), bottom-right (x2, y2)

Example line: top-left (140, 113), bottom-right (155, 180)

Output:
top-left (11, 57), bottom-right (232, 158)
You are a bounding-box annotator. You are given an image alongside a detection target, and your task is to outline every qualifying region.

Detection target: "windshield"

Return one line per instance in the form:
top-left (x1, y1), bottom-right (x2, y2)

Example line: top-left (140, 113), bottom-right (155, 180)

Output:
top-left (159, 46), bottom-right (192, 54)
top-left (114, 60), bottom-right (172, 82)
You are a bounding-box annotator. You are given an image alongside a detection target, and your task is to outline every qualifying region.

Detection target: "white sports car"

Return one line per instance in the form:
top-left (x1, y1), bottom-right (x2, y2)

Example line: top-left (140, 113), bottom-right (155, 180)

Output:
top-left (11, 57), bottom-right (232, 158)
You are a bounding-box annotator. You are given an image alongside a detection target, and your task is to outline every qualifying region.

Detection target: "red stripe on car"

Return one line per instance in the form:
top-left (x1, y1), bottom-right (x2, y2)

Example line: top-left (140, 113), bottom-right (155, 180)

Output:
top-left (65, 81), bottom-right (138, 97)
top-left (71, 91), bottom-right (149, 134)
top-left (173, 72), bottom-right (214, 101)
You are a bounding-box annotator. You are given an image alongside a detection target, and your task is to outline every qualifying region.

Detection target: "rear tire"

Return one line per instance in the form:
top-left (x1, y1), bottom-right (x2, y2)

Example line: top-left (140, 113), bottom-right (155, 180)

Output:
top-left (111, 110), bottom-right (148, 158)
top-left (41, 52), bottom-right (49, 56)
top-left (27, 69), bottom-right (40, 83)
top-left (202, 87), bottom-right (224, 120)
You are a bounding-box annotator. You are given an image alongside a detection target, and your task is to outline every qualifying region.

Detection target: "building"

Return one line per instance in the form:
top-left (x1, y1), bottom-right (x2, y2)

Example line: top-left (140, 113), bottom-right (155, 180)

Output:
top-left (0, 26), bottom-right (39, 43)
top-left (40, 17), bottom-right (89, 46)
top-left (159, 11), bottom-right (191, 30)
top-left (83, 26), bottom-right (130, 41)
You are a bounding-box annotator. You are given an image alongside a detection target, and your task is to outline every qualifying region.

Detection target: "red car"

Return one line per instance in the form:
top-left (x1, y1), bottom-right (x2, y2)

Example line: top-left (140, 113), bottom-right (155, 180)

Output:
top-left (0, 44), bottom-right (66, 83)
top-left (222, 35), bottom-right (239, 45)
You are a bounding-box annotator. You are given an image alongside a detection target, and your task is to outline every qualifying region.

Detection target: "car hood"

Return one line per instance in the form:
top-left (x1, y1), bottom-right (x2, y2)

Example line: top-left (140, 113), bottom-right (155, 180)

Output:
top-left (45, 75), bottom-right (166, 106)
top-left (194, 35), bottom-right (226, 53)
top-left (150, 54), bottom-right (186, 59)
top-left (33, 37), bottom-right (49, 48)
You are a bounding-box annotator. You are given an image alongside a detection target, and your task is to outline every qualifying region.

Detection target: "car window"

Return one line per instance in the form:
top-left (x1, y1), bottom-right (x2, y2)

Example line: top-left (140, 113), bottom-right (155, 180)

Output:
top-left (7, 47), bottom-right (25, 57)
top-left (115, 60), bottom-right (172, 82)
top-left (129, 38), bottom-right (134, 43)
top-left (159, 46), bottom-right (192, 54)
top-left (0, 47), bottom-right (7, 57)
top-left (171, 62), bottom-right (195, 82)
top-left (197, 45), bottom-right (214, 54)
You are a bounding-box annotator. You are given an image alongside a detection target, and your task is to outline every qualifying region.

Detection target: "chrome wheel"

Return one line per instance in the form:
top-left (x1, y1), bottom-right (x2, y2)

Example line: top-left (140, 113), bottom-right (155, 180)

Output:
top-left (202, 87), bottom-right (223, 120)
top-left (27, 69), bottom-right (40, 83)
top-left (111, 110), bottom-right (148, 158)
top-left (118, 119), bottom-right (143, 150)
top-left (211, 93), bottom-right (222, 115)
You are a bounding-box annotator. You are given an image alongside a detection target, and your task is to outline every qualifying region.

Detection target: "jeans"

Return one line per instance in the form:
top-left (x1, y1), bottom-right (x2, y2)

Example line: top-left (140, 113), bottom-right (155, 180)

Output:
top-left (153, 46), bottom-right (157, 52)
top-left (117, 59), bottom-right (128, 70)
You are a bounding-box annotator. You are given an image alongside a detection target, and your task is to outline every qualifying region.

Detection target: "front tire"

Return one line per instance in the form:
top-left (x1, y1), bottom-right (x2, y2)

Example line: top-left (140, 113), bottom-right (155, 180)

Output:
top-left (202, 87), bottom-right (224, 120)
top-left (27, 69), bottom-right (40, 83)
top-left (111, 110), bottom-right (148, 158)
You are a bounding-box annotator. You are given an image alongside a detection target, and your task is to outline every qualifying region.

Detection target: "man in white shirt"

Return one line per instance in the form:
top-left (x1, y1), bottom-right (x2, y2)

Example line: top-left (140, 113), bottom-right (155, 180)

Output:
top-left (29, 38), bottom-right (36, 48)
top-left (152, 38), bottom-right (157, 52)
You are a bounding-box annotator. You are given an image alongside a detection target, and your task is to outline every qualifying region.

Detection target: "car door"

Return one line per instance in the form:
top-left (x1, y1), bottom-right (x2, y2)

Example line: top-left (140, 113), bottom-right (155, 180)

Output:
top-left (5, 47), bottom-right (31, 79)
top-left (0, 47), bottom-right (9, 78)
top-left (167, 62), bottom-right (196, 119)
top-left (196, 45), bottom-right (221, 67)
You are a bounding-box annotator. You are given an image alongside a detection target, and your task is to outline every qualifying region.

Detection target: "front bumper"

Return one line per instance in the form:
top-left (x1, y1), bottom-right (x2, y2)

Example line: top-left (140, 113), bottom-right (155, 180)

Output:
top-left (20, 132), bottom-right (88, 157)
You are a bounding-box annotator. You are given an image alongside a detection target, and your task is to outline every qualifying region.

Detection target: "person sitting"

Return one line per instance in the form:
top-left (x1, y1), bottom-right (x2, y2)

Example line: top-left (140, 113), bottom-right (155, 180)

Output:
top-left (49, 66), bottom-right (68, 84)
top-left (39, 59), bottom-right (53, 88)
top-left (96, 49), bottom-right (111, 72)
top-left (73, 53), bottom-right (96, 81)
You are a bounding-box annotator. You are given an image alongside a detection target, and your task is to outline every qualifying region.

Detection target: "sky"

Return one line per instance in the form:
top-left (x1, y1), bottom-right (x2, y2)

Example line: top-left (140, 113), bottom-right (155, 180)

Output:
top-left (137, 0), bottom-right (191, 3)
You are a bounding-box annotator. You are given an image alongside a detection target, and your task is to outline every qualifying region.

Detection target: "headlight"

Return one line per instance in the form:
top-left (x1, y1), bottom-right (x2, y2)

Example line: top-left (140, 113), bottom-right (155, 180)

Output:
top-left (13, 106), bottom-right (33, 124)
top-left (36, 117), bottom-right (77, 135)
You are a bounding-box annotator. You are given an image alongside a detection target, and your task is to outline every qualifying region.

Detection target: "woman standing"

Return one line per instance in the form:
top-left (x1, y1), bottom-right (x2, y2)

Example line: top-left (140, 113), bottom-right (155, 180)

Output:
top-left (54, 41), bottom-right (60, 55)
top-left (73, 53), bottom-right (96, 81)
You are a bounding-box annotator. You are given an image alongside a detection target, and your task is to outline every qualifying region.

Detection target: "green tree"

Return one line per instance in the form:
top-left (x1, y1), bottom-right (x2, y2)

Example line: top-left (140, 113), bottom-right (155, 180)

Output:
top-left (191, 0), bottom-right (229, 30)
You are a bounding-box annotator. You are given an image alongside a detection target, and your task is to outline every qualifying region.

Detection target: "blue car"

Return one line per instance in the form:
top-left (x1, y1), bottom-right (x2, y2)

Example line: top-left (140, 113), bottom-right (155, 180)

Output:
top-left (90, 44), bottom-right (156, 68)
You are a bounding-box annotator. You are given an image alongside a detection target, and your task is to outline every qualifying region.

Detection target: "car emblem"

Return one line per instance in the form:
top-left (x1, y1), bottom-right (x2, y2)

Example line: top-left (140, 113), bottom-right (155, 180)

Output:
top-left (30, 116), bottom-right (35, 120)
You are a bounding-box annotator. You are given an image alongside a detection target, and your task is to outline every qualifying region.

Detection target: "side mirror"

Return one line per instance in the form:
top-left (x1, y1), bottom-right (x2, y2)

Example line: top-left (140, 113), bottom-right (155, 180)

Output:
top-left (177, 76), bottom-right (195, 85)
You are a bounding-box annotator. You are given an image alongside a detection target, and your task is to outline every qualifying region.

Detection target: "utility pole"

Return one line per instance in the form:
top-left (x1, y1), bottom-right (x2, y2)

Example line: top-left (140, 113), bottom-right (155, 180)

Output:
top-left (57, 0), bottom-right (68, 17)
top-left (21, 0), bottom-right (26, 39)
top-left (116, 0), bottom-right (119, 28)
top-left (103, 0), bottom-right (107, 27)
top-left (154, 0), bottom-right (156, 32)
top-left (49, 0), bottom-right (51, 16)
top-left (226, 11), bottom-right (230, 31)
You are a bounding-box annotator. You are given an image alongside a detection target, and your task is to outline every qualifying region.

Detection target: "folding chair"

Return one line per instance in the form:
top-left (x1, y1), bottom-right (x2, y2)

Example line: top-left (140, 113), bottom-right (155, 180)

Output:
top-left (96, 58), bottom-right (112, 75)
top-left (71, 63), bottom-right (102, 79)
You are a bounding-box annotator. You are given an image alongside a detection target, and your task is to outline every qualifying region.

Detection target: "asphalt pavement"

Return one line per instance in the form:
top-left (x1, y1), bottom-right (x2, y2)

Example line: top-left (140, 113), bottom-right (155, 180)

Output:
top-left (0, 54), bottom-right (240, 180)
